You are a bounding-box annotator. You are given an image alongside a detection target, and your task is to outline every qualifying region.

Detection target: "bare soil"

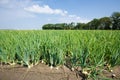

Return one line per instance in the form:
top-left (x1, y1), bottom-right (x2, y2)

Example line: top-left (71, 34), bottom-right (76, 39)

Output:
top-left (0, 63), bottom-right (120, 80)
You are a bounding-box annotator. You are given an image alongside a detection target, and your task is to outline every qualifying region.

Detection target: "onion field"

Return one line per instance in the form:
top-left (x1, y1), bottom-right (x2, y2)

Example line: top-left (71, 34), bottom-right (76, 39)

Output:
top-left (0, 30), bottom-right (120, 78)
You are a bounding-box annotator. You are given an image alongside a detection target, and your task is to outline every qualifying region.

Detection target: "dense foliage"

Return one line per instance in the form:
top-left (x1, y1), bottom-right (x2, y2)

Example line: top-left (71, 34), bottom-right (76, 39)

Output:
top-left (0, 30), bottom-right (120, 68)
top-left (42, 12), bottom-right (120, 30)
top-left (0, 30), bottom-right (120, 79)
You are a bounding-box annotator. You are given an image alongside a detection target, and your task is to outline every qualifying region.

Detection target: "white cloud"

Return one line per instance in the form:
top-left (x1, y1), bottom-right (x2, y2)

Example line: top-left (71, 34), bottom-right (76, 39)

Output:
top-left (68, 15), bottom-right (77, 18)
top-left (0, 0), bottom-right (90, 30)
top-left (0, 0), bottom-right (10, 4)
top-left (47, 19), bottom-right (52, 21)
top-left (24, 5), bottom-right (68, 16)
top-left (0, 0), bottom-right (36, 9)
top-left (24, 4), bottom-right (90, 23)
top-left (58, 15), bottom-right (90, 23)
top-left (0, 0), bottom-right (36, 19)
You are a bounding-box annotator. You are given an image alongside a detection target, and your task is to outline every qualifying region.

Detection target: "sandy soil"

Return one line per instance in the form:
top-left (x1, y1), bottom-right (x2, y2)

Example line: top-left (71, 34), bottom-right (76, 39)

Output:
top-left (0, 63), bottom-right (120, 80)
top-left (0, 63), bottom-right (82, 80)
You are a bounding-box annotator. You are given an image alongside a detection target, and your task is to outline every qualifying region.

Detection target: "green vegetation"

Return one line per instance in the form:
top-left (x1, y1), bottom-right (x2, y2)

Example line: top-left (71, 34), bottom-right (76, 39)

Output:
top-left (42, 12), bottom-right (120, 30)
top-left (0, 30), bottom-right (120, 79)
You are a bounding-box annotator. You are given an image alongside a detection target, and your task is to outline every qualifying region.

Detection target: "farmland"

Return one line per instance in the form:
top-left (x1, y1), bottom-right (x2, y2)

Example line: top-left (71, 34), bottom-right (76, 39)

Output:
top-left (0, 30), bottom-right (120, 79)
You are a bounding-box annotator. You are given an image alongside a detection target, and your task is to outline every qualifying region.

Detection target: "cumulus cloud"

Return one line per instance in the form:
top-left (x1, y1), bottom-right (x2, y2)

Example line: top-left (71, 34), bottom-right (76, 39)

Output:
top-left (24, 5), bottom-right (68, 16)
top-left (58, 14), bottom-right (90, 23)
top-left (24, 4), bottom-right (90, 23)
top-left (0, 0), bottom-right (10, 4)
top-left (0, 0), bottom-right (90, 30)
top-left (0, 0), bottom-right (36, 18)
top-left (0, 0), bottom-right (35, 9)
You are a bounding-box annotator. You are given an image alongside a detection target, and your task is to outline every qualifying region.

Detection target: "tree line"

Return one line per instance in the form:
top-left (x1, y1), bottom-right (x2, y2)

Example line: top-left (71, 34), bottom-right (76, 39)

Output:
top-left (42, 12), bottom-right (120, 30)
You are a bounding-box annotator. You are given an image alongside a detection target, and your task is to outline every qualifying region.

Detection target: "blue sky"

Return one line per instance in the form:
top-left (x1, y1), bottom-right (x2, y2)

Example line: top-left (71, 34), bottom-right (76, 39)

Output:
top-left (0, 0), bottom-right (120, 29)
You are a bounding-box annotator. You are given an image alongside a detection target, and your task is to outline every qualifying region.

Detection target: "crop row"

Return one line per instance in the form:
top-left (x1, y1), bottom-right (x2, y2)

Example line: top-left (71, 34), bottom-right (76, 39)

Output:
top-left (0, 30), bottom-right (120, 71)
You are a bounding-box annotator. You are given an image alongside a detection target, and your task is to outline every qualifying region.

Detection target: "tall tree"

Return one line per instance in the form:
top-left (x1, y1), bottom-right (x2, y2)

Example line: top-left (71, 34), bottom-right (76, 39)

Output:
top-left (75, 23), bottom-right (85, 29)
top-left (88, 19), bottom-right (100, 29)
top-left (68, 22), bottom-right (75, 30)
top-left (98, 17), bottom-right (112, 30)
top-left (111, 12), bottom-right (120, 30)
top-left (42, 24), bottom-right (54, 30)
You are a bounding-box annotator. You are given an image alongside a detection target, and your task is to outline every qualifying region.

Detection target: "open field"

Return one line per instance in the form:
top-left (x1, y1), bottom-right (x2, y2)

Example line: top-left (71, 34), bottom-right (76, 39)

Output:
top-left (0, 30), bottom-right (120, 79)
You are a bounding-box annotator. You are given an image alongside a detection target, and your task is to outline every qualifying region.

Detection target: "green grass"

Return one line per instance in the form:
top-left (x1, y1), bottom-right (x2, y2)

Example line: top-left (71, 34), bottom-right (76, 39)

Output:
top-left (0, 30), bottom-right (120, 78)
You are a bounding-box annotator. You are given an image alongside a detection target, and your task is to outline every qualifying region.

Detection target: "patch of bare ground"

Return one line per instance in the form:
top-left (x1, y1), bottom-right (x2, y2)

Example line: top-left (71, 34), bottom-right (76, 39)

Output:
top-left (0, 63), bottom-right (82, 80)
top-left (101, 66), bottom-right (120, 80)
top-left (0, 63), bottom-right (120, 80)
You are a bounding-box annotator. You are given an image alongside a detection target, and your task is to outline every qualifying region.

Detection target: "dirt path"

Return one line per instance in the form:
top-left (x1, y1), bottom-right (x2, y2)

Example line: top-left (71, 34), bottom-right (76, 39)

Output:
top-left (0, 63), bottom-right (82, 80)
top-left (0, 63), bottom-right (120, 80)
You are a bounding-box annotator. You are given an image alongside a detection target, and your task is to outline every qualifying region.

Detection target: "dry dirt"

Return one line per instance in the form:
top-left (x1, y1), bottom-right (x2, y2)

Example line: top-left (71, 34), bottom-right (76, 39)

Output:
top-left (0, 63), bottom-right (120, 80)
